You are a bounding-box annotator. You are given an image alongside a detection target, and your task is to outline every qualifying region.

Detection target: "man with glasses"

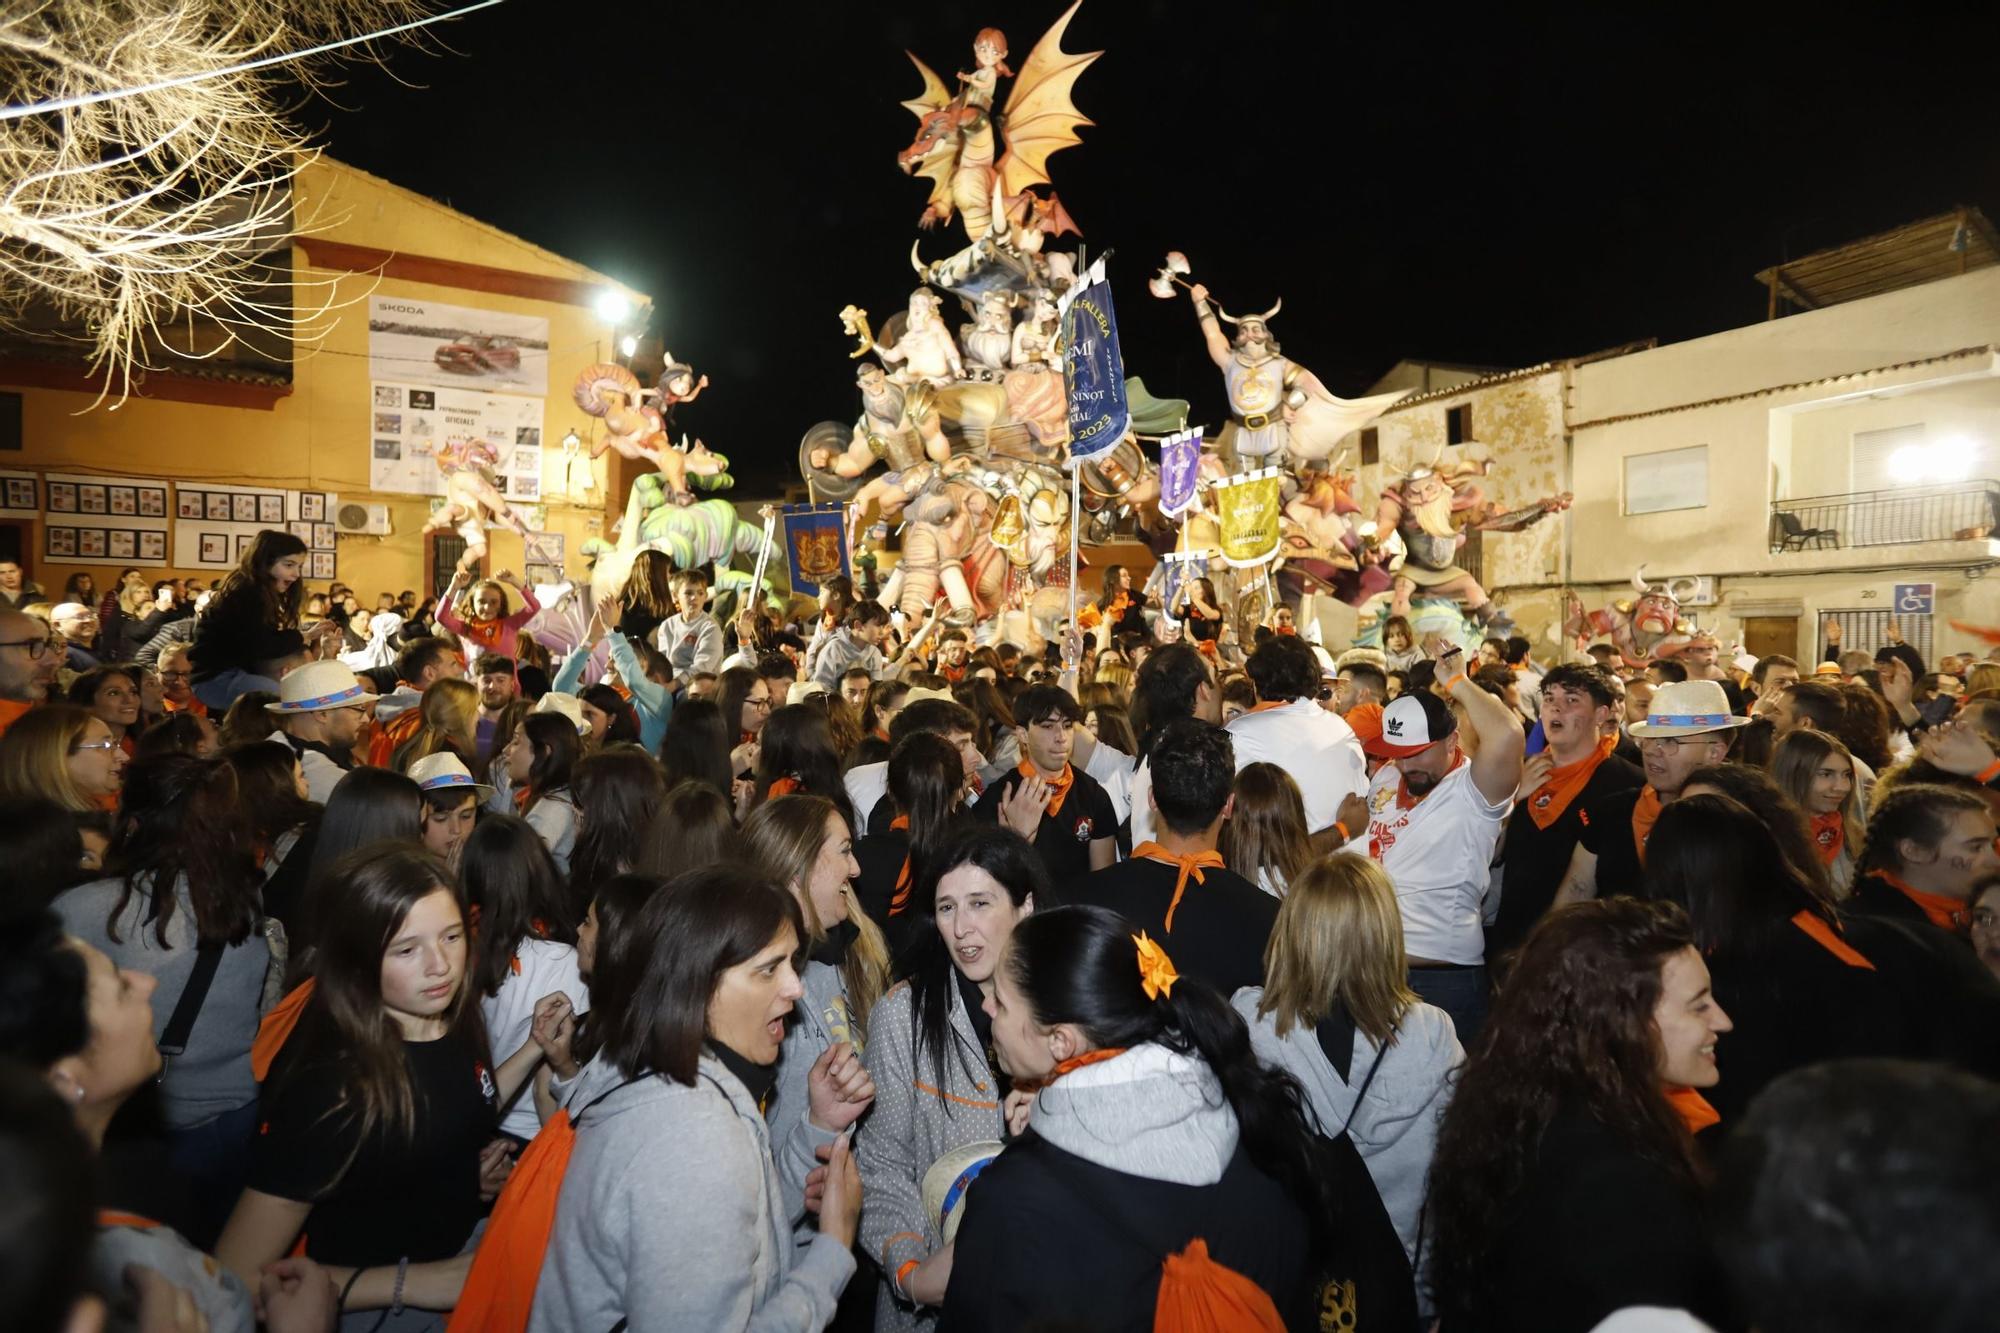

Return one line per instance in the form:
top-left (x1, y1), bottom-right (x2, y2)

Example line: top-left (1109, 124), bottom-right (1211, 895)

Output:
top-left (267, 661), bottom-right (379, 801)
top-left (0, 609), bottom-right (59, 737)
top-left (51, 602), bottom-right (101, 672)
top-left (1555, 679), bottom-right (1750, 907)
top-left (154, 644), bottom-right (204, 718)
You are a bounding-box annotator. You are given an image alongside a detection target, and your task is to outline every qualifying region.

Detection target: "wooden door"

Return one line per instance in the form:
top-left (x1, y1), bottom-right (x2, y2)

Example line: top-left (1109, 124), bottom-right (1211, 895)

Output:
top-left (1742, 616), bottom-right (1798, 661)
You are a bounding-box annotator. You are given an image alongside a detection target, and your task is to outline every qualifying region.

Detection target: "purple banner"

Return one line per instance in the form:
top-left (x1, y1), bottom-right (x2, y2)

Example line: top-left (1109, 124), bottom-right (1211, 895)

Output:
top-left (1159, 427), bottom-right (1202, 518)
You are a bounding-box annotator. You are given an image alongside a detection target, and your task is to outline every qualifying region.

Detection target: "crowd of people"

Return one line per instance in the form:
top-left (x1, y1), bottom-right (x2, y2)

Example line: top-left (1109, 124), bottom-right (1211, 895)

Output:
top-left (1, 534), bottom-right (1997, 1333)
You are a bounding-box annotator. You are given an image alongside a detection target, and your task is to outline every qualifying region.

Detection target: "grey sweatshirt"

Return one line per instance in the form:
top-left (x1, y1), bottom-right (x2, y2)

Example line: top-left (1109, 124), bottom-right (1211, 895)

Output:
top-left (529, 1054), bottom-right (856, 1333)
top-left (767, 959), bottom-right (852, 1234)
top-left (55, 873), bottom-right (269, 1130)
top-left (811, 629), bottom-right (887, 693)
top-left (1029, 1043), bottom-right (1237, 1184)
top-left (857, 979), bottom-right (1006, 1330)
top-left (1231, 989), bottom-right (1462, 1266)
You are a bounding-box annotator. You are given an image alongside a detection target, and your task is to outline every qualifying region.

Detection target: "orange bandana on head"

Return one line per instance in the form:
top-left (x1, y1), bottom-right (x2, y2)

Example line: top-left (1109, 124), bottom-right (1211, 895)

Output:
top-left (1664, 1085), bottom-right (1719, 1135)
top-left (1809, 811), bottom-right (1845, 865)
top-left (1131, 841), bottom-right (1227, 931)
top-left (1631, 786), bottom-right (1664, 864)
top-left (1865, 870), bottom-right (1969, 934)
top-left (1526, 736), bottom-right (1616, 830)
top-left (1017, 759), bottom-right (1075, 818)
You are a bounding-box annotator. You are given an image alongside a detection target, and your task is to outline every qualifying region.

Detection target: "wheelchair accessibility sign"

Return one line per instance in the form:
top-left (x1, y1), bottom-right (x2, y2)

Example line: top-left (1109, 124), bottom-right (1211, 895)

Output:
top-left (1894, 583), bottom-right (1935, 615)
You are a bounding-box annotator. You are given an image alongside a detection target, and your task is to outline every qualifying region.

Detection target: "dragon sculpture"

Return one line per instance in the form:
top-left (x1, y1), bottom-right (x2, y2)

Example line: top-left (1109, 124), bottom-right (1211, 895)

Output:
top-left (897, 0), bottom-right (1100, 241)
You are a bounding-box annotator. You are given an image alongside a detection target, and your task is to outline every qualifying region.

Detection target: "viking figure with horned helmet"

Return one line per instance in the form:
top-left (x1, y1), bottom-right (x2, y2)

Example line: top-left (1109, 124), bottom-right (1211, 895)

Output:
top-left (1564, 566), bottom-right (1694, 668)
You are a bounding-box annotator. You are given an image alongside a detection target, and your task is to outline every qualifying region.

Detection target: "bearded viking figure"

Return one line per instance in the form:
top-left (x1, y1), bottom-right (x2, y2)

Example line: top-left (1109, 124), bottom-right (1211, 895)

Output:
top-left (1566, 568), bottom-right (1694, 668)
top-left (1374, 463), bottom-right (1505, 627)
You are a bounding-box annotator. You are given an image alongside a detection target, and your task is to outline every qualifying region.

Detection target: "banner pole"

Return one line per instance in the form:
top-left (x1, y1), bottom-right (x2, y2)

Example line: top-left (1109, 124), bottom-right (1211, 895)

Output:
top-left (750, 506), bottom-right (777, 612)
top-left (1068, 463), bottom-right (1081, 669)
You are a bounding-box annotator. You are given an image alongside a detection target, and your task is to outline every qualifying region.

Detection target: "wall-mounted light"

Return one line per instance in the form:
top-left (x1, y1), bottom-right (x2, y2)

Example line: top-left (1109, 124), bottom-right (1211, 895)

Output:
top-left (595, 291), bottom-right (632, 324)
top-left (620, 335), bottom-right (638, 358)
top-left (1891, 437), bottom-right (1979, 485)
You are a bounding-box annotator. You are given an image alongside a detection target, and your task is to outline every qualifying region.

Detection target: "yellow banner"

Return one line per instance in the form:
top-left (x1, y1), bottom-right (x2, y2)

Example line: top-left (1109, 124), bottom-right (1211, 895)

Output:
top-left (1214, 472), bottom-right (1281, 568)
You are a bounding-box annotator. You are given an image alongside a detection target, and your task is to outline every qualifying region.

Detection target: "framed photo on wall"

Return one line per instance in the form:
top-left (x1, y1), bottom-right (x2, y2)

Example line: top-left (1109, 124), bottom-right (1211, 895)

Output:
top-left (46, 527), bottom-right (76, 557)
top-left (299, 493), bottom-right (326, 522)
top-left (178, 491), bottom-right (204, 518)
top-left (288, 521), bottom-right (313, 542)
top-left (234, 534), bottom-right (254, 561)
top-left (138, 487), bottom-right (166, 518)
top-left (47, 482), bottom-right (76, 512)
top-left (205, 493), bottom-right (230, 521)
top-left (199, 533), bottom-right (227, 563)
top-left (311, 551), bottom-right (336, 580)
top-left (231, 494), bottom-right (257, 523)
top-left (139, 532), bottom-right (166, 561)
top-left (313, 523), bottom-right (336, 550)
top-left (108, 530), bottom-right (135, 559)
top-left (258, 495), bottom-right (284, 524)
top-left (78, 485), bottom-right (107, 514)
top-left (78, 529), bottom-right (106, 558)
top-left (4, 478), bottom-right (35, 510)
top-left (108, 486), bottom-right (136, 516)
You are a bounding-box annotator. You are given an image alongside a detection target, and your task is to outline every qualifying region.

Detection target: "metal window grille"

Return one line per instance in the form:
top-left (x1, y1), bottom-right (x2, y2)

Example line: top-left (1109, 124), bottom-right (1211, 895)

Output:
top-left (431, 534), bottom-right (467, 600)
top-left (1815, 608), bottom-right (1933, 669)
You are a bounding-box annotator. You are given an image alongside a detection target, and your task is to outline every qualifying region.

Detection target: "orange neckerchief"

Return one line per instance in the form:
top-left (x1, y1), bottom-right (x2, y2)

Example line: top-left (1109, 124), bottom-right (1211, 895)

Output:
top-left (162, 695), bottom-right (207, 718)
top-left (888, 813), bottom-right (913, 916)
top-left (872, 726), bottom-right (890, 743)
top-left (1132, 840), bottom-right (1228, 932)
top-left (1631, 786), bottom-right (1664, 865)
top-left (939, 662), bottom-right (968, 684)
top-left (1810, 811), bottom-right (1845, 865)
top-left (1790, 910), bottom-right (1876, 970)
top-left (1195, 639), bottom-right (1219, 662)
top-left (1275, 626), bottom-right (1298, 636)
top-left (1664, 1085), bottom-right (1719, 1135)
top-left (513, 787), bottom-right (532, 813)
top-left (93, 790), bottom-right (119, 812)
top-left (97, 1209), bottom-right (163, 1229)
top-left (1018, 759), bottom-right (1075, 818)
top-left (1051, 1046), bottom-right (1127, 1080)
top-left (739, 728), bottom-right (755, 745)
top-left (1525, 736), bottom-right (1616, 830)
top-left (1246, 699), bottom-right (1291, 716)
top-left (0, 697), bottom-right (33, 739)
top-left (767, 775), bottom-right (802, 799)
top-left (1865, 870), bottom-right (1969, 933)
top-left (1395, 754), bottom-right (1465, 811)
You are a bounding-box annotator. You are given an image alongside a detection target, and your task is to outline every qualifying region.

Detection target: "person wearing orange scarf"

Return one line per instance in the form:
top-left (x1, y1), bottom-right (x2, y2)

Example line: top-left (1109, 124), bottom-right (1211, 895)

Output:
top-left (1554, 679), bottom-right (1748, 917)
top-left (1849, 783), bottom-right (1999, 939)
top-left (1490, 666), bottom-right (1642, 964)
top-left (1068, 718), bottom-right (1278, 996)
top-left (978, 684), bottom-right (1117, 882)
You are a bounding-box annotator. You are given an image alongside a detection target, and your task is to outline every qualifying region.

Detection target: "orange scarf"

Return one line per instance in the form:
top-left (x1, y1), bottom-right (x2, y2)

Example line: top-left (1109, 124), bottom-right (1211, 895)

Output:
top-left (0, 697), bottom-right (33, 739)
top-left (1866, 870), bottom-right (1968, 933)
top-left (1809, 811), bottom-right (1845, 865)
top-left (1631, 786), bottom-right (1664, 865)
top-left (1051, 1046), bottom-right (1127, 1080)
top-left (1790, 910), bottom-right (1875, 970)
top-left (1525, 736), bottom-right (1616, 830)
top-left (1664, 1085), bottom-right (1719, 1135)
top-left (162, 695), bottom-right (207, 718)
top-left (767, 775), bottom-right (802, 799)
top-left (1018, 759), bottom-right (1074, 818)
top-left (888, 813), bottom-right (913, 916)
top-left (1132, 840), bottom-right (1228, 932)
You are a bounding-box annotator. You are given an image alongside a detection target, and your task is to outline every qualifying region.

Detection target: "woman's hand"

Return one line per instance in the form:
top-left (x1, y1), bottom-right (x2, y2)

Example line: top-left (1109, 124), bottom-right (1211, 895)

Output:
top-left (819, 1131), bottom-right (864, 1249)
top-left (1921, 721), bottom-right (1998, 777)
top-left (806, 1040), bottom-right (876, 1133)
top-left (476, 1137), bottom-right (516, 1202)
top-left (531, 993), bottom-right (577, 1078)
top-left (732, 776), bottom-right (757, 820)
top-left (1002, 1087), bottom-right (1034, 1137)
top-left (256, 1258), bottom-right (339, 1333)
top-left (906, 1244), bottom-right (956, 1307)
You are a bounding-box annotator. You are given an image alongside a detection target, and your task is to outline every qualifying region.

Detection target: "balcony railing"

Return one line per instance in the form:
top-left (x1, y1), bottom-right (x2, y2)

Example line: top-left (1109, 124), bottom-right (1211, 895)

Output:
top-left (1768, 482), bottom-right (2000, 553)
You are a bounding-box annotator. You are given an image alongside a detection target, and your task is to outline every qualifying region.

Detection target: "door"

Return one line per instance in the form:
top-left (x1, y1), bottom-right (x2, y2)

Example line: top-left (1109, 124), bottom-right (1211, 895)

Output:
top-left (1741, 616), bottom-right (1798, 662)
top-left (426, 533), bottom-right (479, 603)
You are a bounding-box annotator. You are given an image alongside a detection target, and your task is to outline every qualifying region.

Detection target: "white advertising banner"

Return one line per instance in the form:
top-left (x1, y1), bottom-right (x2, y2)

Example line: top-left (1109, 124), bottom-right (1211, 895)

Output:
top-left (369, 381), bottom-right (545, 499)
top-left (366, 295), bottom-right (549, 395)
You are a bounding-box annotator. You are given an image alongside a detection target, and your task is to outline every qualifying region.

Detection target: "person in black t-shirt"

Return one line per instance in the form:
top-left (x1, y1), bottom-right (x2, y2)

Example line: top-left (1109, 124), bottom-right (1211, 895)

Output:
top-left (1068, 718), bottom-right (1277, 996)
top-left (851, 733), bottom-right (972, 965)
top-left (1491, 665), bottom-right (1643, 969)
top-left (216, 845), bottom-right (566, 1319)
top-left (977, 685), bottom-right (1117, 883)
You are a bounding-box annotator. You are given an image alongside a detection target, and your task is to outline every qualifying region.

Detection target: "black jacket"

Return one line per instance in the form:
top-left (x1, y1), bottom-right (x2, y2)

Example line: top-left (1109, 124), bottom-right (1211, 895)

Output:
top-left (943, 1132), bottom-right (1316, 1333)
top-left (190, 581), bottom-right (272, 681)
top-left (1441, 1105), bottom-right (1727, 1333)
top-left (1491, 753), bottom-right (1643, 965)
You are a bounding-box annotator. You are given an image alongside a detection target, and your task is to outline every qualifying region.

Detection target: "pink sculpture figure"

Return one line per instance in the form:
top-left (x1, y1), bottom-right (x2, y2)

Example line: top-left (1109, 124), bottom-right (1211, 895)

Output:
top-left (1564, 567), bottom-right (1694, 668)
top-left (572, 361), bottom-right (727, 502)
top-left (425, 438), bottom-right (532, 573)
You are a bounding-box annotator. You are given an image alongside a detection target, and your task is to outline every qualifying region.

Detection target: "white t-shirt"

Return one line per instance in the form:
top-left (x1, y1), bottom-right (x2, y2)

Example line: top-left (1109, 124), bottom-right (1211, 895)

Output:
top-left (524, 793), bottom-right (579, 875)
top-left (1226, 699), bottom-right (1369, 832)
top-left (845, 760), bottom-right (889, 829)
top-left (481, 938), bottom-right (588, 1142)
top-left (1364, 760), bottom-right (1511, 966)
top-left (1082, 739), bottom-right (1133, 840)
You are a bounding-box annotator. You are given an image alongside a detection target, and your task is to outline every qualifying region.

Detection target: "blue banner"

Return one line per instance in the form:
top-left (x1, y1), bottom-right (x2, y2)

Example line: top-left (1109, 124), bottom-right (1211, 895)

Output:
top-left (782, 502), bottom-right (848, 598)
top-left (1059, 258), bottom-right (1131, 463)
top-left (1159, 426), bottom-right (1202, 518)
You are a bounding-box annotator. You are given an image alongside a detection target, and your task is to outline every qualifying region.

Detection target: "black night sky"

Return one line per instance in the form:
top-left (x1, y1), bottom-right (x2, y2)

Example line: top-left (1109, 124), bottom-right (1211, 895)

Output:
top-left (322, 3), bottom-right (2000, 492)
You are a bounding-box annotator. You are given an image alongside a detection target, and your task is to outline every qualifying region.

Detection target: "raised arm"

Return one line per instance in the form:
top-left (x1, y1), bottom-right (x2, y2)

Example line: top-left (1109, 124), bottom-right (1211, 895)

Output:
top-left (1436, 644), bottom-right (1526, 806)
top-left (1188, 283), bottom-right (1231, 369)
top-left (499, 569), bottom-right (541, 629)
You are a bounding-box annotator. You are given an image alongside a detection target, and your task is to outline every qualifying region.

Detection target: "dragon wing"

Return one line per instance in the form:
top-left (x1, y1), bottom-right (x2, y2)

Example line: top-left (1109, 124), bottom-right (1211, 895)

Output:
top-left (996, 0), bottom-right (1102, 199)
top-left (901, 50), bottom-right (954, 117)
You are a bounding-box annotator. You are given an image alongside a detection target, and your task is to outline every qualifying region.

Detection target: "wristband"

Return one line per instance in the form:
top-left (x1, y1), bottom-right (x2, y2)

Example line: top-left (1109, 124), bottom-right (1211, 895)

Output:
top-left (897, 1259), bottom-right (921, 1290)
top-left (391, 1256), bottom-right (408, 1315)
top-left (1977, 760), bottom-right (2000, 785)
top-left (1444, 673), bottom-right (1470, 691)
top-left (1333, 820), bottom-right (1350, 843)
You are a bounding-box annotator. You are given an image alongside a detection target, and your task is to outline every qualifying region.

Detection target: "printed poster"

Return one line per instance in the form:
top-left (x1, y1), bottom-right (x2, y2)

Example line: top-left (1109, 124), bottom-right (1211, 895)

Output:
top-left (42, 471), bottom-right (171, 567)
top-left (367, 295), bottom-right (549, 395)
top-left (370, 381), bottom-right (545, 498)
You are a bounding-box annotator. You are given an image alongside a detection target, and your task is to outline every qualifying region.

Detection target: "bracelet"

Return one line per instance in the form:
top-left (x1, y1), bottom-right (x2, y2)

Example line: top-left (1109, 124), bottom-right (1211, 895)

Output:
top-left (338, 1267), bottom-right (366, 1315)
top-left (1333, 820), bottom-right (1350, 843)
top-left (897, 1258), bottom-right (921, 1291)
top-left (1444, 673), bottom-right (1470, 691)
top-left (1976, 759), bottom-right (2000, 785)
top-left (391, 1256), bottom-right (408, 1316)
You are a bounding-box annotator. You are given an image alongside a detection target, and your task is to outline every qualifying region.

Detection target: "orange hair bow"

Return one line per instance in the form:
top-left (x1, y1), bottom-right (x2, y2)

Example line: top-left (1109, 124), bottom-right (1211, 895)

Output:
top-left (1134, 931), bottom-right (1179, 1002)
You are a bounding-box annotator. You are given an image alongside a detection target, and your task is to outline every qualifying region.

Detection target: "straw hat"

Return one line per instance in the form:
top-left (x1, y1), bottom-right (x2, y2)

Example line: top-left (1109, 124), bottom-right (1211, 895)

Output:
top-left (532, 691), bottom-right (590, 734)
top-left (1627, 680), bottom-right (1752, 738)
top-left (264, 661), bottom-right (379, 714)
top-left (920, 1141), bottom-right (1003, 1247)
top-left (407, 752), bottom-right (493, 799)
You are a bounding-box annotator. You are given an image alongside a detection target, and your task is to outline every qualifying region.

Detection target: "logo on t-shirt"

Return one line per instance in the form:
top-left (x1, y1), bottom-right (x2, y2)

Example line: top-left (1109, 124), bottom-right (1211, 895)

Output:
top-left (1073, 817), bottom-right (1094, 842)
top-left (475, 1061), bottom-right (498, 1107)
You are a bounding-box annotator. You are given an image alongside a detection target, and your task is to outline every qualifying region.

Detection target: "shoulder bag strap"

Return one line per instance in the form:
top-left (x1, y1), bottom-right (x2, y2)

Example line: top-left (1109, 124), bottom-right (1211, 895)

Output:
top-left (1338, 1037), bottom-right (1391, 1139)
top-left (159, 942), bottom-right (225, 1059)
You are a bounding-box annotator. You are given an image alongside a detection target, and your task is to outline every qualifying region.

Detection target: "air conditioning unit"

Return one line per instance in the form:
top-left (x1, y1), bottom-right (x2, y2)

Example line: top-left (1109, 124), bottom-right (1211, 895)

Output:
top-left (334, 502), bottom-right (391, 536)
top-left (1665, 574), bottom-right (1717, 606)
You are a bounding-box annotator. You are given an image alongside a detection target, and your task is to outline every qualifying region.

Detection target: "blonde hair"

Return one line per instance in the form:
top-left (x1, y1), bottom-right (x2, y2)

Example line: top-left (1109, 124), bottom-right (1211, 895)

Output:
top-left (1220, 762), bottom-right (1312, 895)
top-left (1258, 855), bottom-right (1419, 1047)
top-left (1967, 663), bottom-right (2000, 697)
top-left (1093, 659), bottom-right (1133, 695)
top-left (1771, 728), bottom-right (1863, 858)
top-left (392, 677), bottom-right (480, 772)
top-left (0, 703), bottom-right (103, 813)
top-left (740, 795), bottom-right (891, 1033)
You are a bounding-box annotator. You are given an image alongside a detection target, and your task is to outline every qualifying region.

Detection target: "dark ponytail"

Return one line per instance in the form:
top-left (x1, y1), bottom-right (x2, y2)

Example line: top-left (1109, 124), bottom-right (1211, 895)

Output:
top-left (1007, 905), bottom-right (1334, 1250)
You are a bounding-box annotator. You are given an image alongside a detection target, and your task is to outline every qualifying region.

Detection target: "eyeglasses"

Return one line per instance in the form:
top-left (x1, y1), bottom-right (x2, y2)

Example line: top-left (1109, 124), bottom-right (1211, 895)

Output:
top-left (1636, 735), bottom-right (1710, 754)
top-left (0, 636), bottom-right (59, 659)
top-left (746, 696), bottom-right (773, 710)
top-left (70, 738), bottom-right (120, 753)
top-left (158, 670), bottom-right (192, 682)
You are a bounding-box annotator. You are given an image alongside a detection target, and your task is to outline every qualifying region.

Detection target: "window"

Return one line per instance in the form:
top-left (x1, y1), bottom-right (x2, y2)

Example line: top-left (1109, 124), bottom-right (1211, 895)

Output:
top-left (1624, 445), bottom-right (1709, 515)
top-left (1446, 404), bottom-right (1472, 445)
top-left (1359, 427), bottom-right (1379, 466)
top-left (1850, 423), bottom-right (1925, 492)
top-left (0, 393), bottom-right (18, 451)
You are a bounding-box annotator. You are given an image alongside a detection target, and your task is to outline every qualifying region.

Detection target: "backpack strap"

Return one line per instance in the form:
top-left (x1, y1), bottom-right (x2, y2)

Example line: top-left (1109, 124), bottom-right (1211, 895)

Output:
top-left (159, 942), bottom-right (224, 1060)
top-left (1339, 1037), bottom-right (1391, 1140)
